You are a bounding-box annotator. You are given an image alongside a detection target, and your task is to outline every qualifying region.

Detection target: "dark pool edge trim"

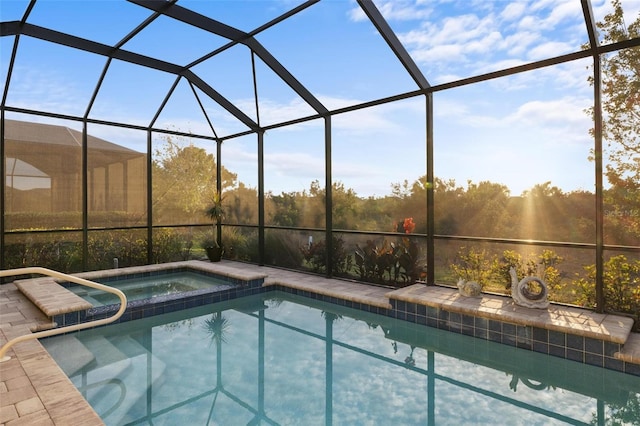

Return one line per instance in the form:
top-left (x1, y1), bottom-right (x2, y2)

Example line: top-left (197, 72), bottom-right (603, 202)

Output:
top-left (49, 260), bottom-right (639, 377)
top-left (266, 283), bottom-right (640, 377)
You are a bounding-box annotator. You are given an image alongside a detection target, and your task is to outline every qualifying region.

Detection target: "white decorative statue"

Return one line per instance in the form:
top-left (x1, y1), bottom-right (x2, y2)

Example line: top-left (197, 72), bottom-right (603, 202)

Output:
top-left (457, 279), bottom-right (482, 297)
top-left (509, 267), bottom-right (549, 309)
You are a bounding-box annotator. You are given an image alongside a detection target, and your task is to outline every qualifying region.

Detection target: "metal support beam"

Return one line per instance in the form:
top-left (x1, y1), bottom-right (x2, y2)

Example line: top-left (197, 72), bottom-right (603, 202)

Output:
top-left (182, 70), bottom-right (258, 131)
top-left (258, 132), bottom-right (265, 265)
top-left (581, 0), bottom-right (605, 313)
top-left (324, 116), bottom-right (333, 277)
top-left (131, 0), bottom-right (328, 116)
top-left (426, 94), bottom-right (434, 285)
top-left (217, 140), bottom-right (223, 249)
top-left (82, 122), bottom-right (89, 271)
top-left (357, 0), bottom-right (430, 90)
top-left (146, 130), bottom-right (153, 265)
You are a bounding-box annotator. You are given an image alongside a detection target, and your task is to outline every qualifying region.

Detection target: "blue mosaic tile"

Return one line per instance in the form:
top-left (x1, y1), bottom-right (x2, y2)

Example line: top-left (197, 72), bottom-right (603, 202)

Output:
top-left (604, 356), bottom-right (624, 372)
top-left (474, 327), bottom-right (488, 339)
top-left (449, 312), bottom-right (462, 324)
top-left (407, 303), bottom-right (417, 315)
top-left (548, 330), bottom-right (565, 346)
top-left (475, 317), bottom-right (488, 330)
top-left (488, 331), bottom-right (501, 343)
top-left (604, 341), bottom-right (620, 357)
top-left (448, 322), bottom-right (462, 333)
top-left (438, 309), bottom-right (449, 321)
top-left (567, 334), bottom-right (584, 351)
top-left (532, 327), bottom-right (548, 343)
top-left (488, 320), bottom-right (502, 333)
top-left (460, 323), bottom-right (474, 336)
top-left (516, 339), bottom-right (532, 350)
top-left (532, 341), bottom-right (548, 354)
top-left (566, 348), bottom-right (583, 362)
top-left (585, 352), bottom-right (603, 367)
top-left (625, 362), bottom-right (640, 377)
top-left (461, 314), bottom-right (474, 327)
top-left (584, 338), bottom-right (603, 355)
top-left (426, 306), bottom-right (438, 319)
top-left (501, 334), bottom-right (517, 347)
top-left (502, 322), bottom-right (516, 336)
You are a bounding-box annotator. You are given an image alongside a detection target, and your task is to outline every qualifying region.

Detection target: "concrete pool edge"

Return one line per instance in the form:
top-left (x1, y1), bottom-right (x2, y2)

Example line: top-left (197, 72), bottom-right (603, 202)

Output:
top-left (8, 259), bottom-right (640, 375)
top-left (17, 259), bottom-right (640, 375)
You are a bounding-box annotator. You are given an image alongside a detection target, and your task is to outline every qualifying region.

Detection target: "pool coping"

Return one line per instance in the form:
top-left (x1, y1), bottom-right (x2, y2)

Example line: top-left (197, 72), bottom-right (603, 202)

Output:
top-left (2, 260), bottom-right (639, 425)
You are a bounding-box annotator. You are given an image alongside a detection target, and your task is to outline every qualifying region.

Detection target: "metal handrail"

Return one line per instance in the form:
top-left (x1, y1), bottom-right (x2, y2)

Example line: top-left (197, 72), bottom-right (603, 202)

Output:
top-left (0, 267), bottom-right (127, 362)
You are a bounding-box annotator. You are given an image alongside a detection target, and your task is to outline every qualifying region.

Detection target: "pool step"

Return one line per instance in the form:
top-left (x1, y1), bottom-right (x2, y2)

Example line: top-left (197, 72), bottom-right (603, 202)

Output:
top-left (75, 336), bottom-right (166, 424)
top-left (14, 277), bottom-right (93, 317)
top-left (617, 333), bottom-right (640, 364)
top-left (42, 334), bottom-right (96, 376)
top-left (42, 332), bottom-right (167, 424)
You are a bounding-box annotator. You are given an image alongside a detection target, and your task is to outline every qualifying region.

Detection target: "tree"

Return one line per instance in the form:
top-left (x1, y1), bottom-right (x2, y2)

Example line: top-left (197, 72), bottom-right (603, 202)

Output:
top-left (152, 135), bottom-right (237, 225)
top-left (587, 0), bottom-right (640, 243)
top-left (308, 180), bottom-right (360, 230)
top-left (458, 180), bottom-right (512, 237)
top-left (270, 191), bottom-right (301, 227)
top-left (226, 182), bottom-right (259, 225)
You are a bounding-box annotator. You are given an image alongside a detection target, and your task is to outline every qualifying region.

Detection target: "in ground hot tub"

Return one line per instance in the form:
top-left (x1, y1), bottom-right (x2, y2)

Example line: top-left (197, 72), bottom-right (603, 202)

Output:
top-left (54, 261), bottom-right (266, 327)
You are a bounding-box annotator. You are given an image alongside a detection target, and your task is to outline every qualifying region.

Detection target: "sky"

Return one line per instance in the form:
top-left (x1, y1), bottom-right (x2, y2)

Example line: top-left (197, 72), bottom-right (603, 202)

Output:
top-left (1, 0), bottom-right (640, 197)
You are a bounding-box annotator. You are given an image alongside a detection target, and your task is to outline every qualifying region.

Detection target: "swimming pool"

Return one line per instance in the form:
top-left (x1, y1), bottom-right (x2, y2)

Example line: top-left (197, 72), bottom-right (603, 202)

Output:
top-left (42, 291), bottom-right (640, 425)
top-left (68, 271), bottom-right (233, 306)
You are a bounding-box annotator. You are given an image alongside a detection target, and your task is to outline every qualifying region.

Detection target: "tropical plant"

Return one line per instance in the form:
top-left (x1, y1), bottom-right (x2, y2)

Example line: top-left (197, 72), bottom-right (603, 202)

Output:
top-left (355, 239), bottom-right (396, 283)
top-left (203, 191), bottom-right (225, 249)
top-left (393, 236), bottom-right (423, 284)
top-left (300, 235), bottom-right (353, 275)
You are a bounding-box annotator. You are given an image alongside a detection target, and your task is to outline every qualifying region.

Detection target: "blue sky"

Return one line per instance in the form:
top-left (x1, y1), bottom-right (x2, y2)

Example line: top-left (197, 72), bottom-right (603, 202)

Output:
top-left (1, 0), bottom-right (639, 197)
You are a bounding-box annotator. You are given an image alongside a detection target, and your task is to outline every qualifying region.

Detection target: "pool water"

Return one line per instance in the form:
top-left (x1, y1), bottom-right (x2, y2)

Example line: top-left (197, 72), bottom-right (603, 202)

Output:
top-left (68, 271), bottom-right (229, 306)
top-left (42, 291), bottom-right (640, 425)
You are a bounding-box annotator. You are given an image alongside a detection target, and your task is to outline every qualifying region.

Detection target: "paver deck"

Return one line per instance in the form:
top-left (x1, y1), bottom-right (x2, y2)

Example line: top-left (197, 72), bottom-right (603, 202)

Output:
top-left (1, 260), bottom-right (639, 425)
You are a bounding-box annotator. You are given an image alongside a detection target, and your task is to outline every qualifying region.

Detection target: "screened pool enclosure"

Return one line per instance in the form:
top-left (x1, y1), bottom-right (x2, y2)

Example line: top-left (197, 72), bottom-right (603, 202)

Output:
top-left (1, 0), bottom-right (639, 319)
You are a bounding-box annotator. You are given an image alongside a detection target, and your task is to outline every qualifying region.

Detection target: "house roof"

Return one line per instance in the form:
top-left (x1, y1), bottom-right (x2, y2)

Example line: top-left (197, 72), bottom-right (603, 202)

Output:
top-left (4, 119), bottom-right (140, 154)
top-left (4, 119), bottom-right (144, 178)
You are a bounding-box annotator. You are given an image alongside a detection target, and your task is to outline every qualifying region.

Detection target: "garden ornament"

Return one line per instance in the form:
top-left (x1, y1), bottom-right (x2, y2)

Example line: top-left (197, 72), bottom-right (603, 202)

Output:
top-left (457, 279), bottom-right (482, 297)
top-left (509, 267), bottom-right (549, 309)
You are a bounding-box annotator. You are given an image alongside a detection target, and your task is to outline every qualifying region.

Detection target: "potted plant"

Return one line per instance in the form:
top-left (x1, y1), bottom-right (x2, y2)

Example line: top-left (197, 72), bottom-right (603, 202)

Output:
top-left (202, 191), bottom-right (224, 262)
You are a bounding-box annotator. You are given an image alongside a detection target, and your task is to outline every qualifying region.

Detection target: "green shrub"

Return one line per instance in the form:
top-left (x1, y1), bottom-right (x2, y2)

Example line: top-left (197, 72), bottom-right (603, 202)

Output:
top-left (264, 232), bottom-right (304, 269)
top-left (575, 254), bottom-right (640, 324)
top-left (450, 247), bottom-right (493, 288)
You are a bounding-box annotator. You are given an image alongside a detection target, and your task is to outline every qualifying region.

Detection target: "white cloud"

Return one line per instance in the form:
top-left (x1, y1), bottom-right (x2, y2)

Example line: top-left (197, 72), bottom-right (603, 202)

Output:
top-left (527, 40), bottom-right (575, 60)
top-left (390, 0), bottom-right (589, 86)
top-left (505, 97), bottom-right (590, 128)
top-left (502, 31), bottom-right (541, 56)
top-left (500, 2), bottom-right (527, 22)
top-left (349, 0), bottom-right (434, 22)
